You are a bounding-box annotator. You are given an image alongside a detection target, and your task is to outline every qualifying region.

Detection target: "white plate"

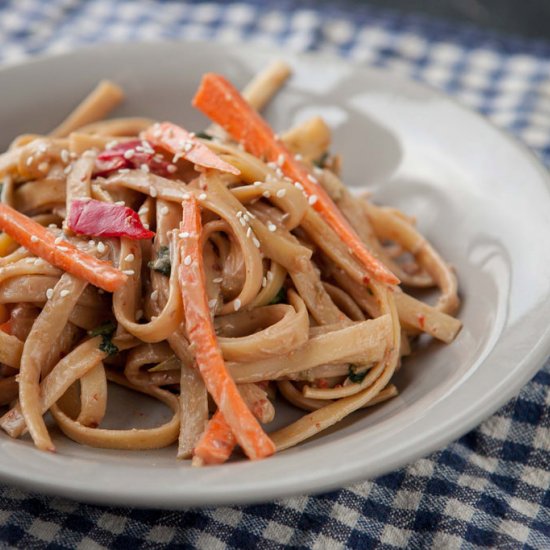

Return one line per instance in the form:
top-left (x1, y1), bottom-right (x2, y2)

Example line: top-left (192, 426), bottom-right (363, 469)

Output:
top-left (1, 42), bottom-right (549, 508)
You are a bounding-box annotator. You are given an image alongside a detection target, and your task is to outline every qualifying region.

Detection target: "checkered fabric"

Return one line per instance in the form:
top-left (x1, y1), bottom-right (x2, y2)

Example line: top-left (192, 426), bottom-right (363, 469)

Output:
top-left (0, 1), bottom-right (549, 548)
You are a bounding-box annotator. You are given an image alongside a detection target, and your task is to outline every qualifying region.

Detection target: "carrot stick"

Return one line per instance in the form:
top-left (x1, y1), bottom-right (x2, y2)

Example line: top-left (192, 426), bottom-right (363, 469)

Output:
top-left (0, 204), bottom-right (127, 292)
top-left (193, 410), bottom-right (236, 465)
top-left (143, 122), bottom-right (241, 176)
top-left (178, 195), bottom-right (275, 461)
top-left (192, 73), bottom-right (399, 286)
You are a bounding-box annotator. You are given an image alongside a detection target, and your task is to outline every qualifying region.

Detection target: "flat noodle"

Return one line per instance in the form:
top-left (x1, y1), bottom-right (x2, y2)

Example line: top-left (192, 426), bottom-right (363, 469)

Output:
top-left (0, 66), bottom-right (462, 464)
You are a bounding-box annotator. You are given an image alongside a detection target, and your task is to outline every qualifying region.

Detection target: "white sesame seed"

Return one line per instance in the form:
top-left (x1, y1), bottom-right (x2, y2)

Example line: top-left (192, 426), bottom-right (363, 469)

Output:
top-left (213, 277), bottom-right (223, 283)
top-left (198, 193), bottom-right (207, 201)
top-left (135, 309), bottom-right (143, 320)
top-left (208, 299), bottom-right (217, 308)
top-left (308, 195), bottom-right (318, 205)
top-left (179, 231), bottom-right (190, 239)
top-left (172, 152), bottom-right (183, 163)
top-left (183, 141), bottom-right (193, 153)
top-left (262, 191), bottom-right (271, 198)
top-left (252, 237), bottom-right (261, 248)
top-left (307, 174), bottom-right (318, 184)
top-left (246, 227), bottom-right (252, 238)
top-left (124, 253), bottom-right (135, 262)
top-left (97, 242), bottom-right (106, 254)
top-left (54, 236), bottom-right (63, 244)
top-left (236, 211), bottom-right (243, 218)
top-left (38, 143), bottom-right (48, 153)
top-left (160, 206), bottom-right (169, 215)
top-left (276, 189), bottom-right (286, 198)
top-left (106, 140), bottom-right (119, 149)
top-left (123, 149), bottom-right (135, 159)
top-left (64, 165), bottom-right (73, 175)
top-left (246, 210), bottom-right (255, 219)
top-left (182, 192), bottom-right (191, 200)
top-left (262, 276), bottom-right (267, 288)
top-left (294, 153), bottom-right (303, 161)
top-left (61, 149), bottom-right (70, 163)
top-left (267, 162), bottom-right (278, 170)
top-left (115, 200), bottom-right (125, 206)
top-left (167, 164), bottom-right (177, 174)
top-left (57, 246), bottom-right (69, 252)
top-left (88, 240), bottom-right (96, 247)
top-left (48, 224), bottom-right (58, 229)
top-left (151, 290), bottom-right (159, 301)
top-left (118, 168), bottom-right (130, 174)
top-left (267, 222), bottom-right (277, 232)
top-left (314, 166), bottom-right (323, 176)
top-left (238, 217), bottom-right (246, 227)
top-left (277, 153), bottom-right (285, 166)
top-left (46, 288), bottom-right (54, 300)
top-left (294, 182), bottom-right (304, 191)
top-left (38, 162), bottom-right (49, 173)
top-left (30, 235), bottom-right (39, 243)
top-left (143, 223), bottom-right (150, 229)
top-left (184, 255), bottom-right (192, 266)
top-left (26, 156), bottom-right (34, 167)
top-left (267, 271), bottom-right (273, 282)
top-left (275, 168), bottom-right (283, 179)
top-left (149, 186), bottom-right (158, 197)
top-left (141, 164), bottom-right (150, 173)
top-left (60, 289), bottom-right (70, 298)
top-left (234, 299), bottom-right (241, 311)
top-left (123, 269), bottom-right (135, 276)
top-left (140, 207), bottom-right (149, 214)
top-left (253, 181), bottom-right (263, 187)
top-left (33, 258), bottom-right (43, 266)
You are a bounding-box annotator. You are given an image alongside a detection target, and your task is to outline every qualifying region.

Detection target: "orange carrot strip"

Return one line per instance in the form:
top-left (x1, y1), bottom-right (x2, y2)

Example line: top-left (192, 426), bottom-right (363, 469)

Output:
top-left (0, 204), bottom-right (127, 292)
top-left (193, 410), bottom-right (236, 465)
top-left (179, 195), bottom-right (275, 460)
top-left (143, 122), bottom-right (241, 176)
top-left (192, 74), bottom-right (399, 286)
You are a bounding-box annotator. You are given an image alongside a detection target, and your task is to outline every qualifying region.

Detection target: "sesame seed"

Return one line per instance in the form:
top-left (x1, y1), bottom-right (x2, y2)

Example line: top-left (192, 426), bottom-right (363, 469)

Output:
top-left (183, 141), bottom-right (193, 153)
top-left (151, 290), bottom-right (159, 301)
top-left (172, 152), bottom-right (183, 163)
top-left (267, 222), bottom-right (277, 232)
top-left (46, 288), bottom-right (54, 300)
top-left (239, 218), bottom-right (246, 227)
top-left (143, 223), bottom-right (150, 229)
top-left (294, 153), bottom-right (303, 161)
top-left (275, 168), bottom-right (283, 179)
top-left (141, 164), bottom-right (150, 173)
top-left (60, 289), bottom-right (70, 298)
top-left (236, 211), bottom-right (243, 218)
top-left (267, 162), bottom-right (277, 170)
top-left (123, 149), bottom-right (135, 159)
top-left (33, 258), bottom-right (43, 266)
top-left (30, 235), bottom-right (39, 243)
top-left (234, 299), bottom-right (241, 311)
top-left (277, 153), bottom-right (285, 166)
top-left (48, 224), bottom-right (58, 229)
top-left (308, 195), bottom-right (318, 205)
top-left (294, 182), bottom-right (304, 190)
top-left (61, 149), bottom-right (70, 163)
top-left (88, 240), bottom-right (95, 247)
top-left (38, 143), bottom-right (48, 153)
top-left (246, 227), bottom-right (252, 238)
top-left (246, 210), bottom-right (256, 219)
top-left (140, 207), bottom-right (149, 214)
top-left (160, 206), bottom-right (169, 215)
top-left (182, 192), bottom-right (191, 200)
top-left (167, 164), bottom-right (177, 174)
top-left (135, 309), bottom-right (143, 320)
top-left (198, 193), bottom-right (207, 200)
top-left (26, 156), bottom-right (34, 167)
top-left (213, 277), bottom-right (223, 283)
top-left (208, 299), bottom-right (217, 308)
top-left (262, 276), bottom-right (267, 288)
top-left (123, 269), bottom-right (135, 276)
top-left (253, 181), bottom-right (263, 187)
top-left (57, 246), bottom-right (69, 252)
top-left (307, 174), bottom-right (318, 184)
top-left (115, 200), bottom-right (125, 206)
top-left (64, 164), bottom-right (72, 175)
top-left (243, 213), bottom-right (250, 222)
top-left (149, 186), bottom-right (158, 197)
top-left (97, 242), bottom-right (106, 254)
top-left (252, 237), bottom-right (261, 248)
top-left (106, 140), bottom-right (119, 149)
top-left (54, 236), bottom-right (63, 244)
top-left (125, 253), bottom-right (135, 262)
top-left (276, 189), bottom-right (286, 198)
top-left (38, 162), bottom-right (49, 173)
top-left (267, 271), bottom-right (273, 282)
top-left (184, 255), bottom-right (192, 266)
top-left (179, 231), bottom-right (190, 238)
top-left (119, 168), bottom-right (130, 174)
top-left (262, 191), bottom-right (271, 198)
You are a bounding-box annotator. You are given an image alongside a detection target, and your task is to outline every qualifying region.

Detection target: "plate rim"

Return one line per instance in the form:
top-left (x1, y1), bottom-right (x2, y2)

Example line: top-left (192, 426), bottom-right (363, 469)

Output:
top-left (0, 39), bottom-right (549, 508)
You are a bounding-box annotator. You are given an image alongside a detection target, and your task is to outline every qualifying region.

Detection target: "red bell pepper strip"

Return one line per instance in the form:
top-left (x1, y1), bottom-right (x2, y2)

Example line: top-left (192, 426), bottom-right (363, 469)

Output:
top-left (95, 139), bottom-right (173, 177)
top-left (192, 73), bottom-right (399, 286)
top-left (143, 122), bottom-right (240, 176)
top-left (67, 199), bottom-right (155, 240)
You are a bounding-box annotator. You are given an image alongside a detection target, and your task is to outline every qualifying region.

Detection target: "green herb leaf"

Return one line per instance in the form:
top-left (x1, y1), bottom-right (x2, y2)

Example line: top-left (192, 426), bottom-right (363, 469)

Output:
top-left (348, 364), bottom-right (367, 384)
top-left (313, 152), bottom-right (329, 169)
top-left (89, 320), bottom-right (117, 337)
top-left (195, 131), bottom-right (212, 140)
top-left (269, 286), bottom-right (287, 305)
top-left (148, 246), bottom-right (171, 276)
top-left (99, 336), bottom-right (119, 357)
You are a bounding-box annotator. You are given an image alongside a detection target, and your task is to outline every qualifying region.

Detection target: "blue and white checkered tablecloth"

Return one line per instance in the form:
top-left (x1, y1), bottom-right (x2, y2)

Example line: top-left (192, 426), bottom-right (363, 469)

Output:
top-left (0, 1), bottom-right (549, 548)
